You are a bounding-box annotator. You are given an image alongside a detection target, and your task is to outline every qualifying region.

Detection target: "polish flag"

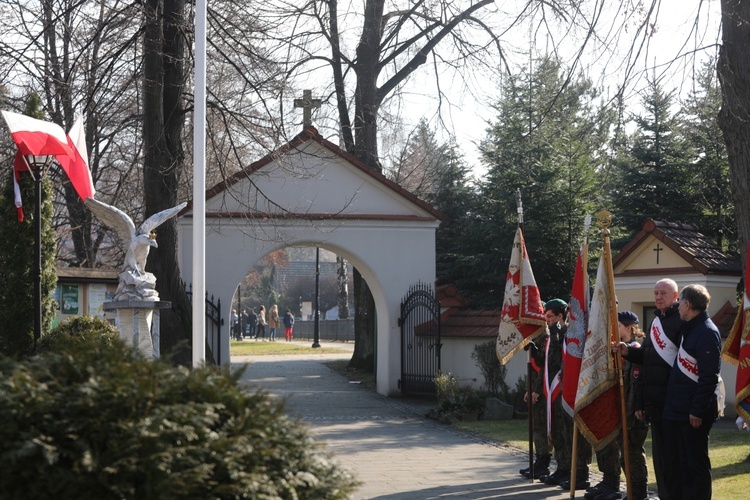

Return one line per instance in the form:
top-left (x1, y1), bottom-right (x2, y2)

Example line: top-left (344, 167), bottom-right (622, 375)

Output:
top-left (1, 110), bottom-right (72, 157)
top-left (3, 111), bottom-right (95, 221)
top-left (57, 116), bottom-right (95, 200)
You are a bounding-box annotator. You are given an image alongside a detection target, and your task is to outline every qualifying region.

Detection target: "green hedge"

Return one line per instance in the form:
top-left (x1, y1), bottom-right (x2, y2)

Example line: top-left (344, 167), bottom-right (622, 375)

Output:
top-left (0, 318), bottom-right (358, 499)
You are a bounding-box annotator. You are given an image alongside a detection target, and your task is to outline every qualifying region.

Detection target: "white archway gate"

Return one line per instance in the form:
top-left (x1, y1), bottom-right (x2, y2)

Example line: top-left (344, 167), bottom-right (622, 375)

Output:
top-left (177, 128), bottom-right (442, 395)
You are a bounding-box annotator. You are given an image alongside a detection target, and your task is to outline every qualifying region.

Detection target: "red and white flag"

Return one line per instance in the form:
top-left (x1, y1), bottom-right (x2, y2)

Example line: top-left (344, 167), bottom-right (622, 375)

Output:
top-left (2, 110), bottom-right (72, 157)
top-left (562, 248), bottom-right (589, 416)
top-left (574, 248), bottom-right (621, 450)
top-left (722, 244), bottom-right (750, 427)
top-left (57, 116), bottom-right (95, 200)
top-left (2, 111), bottom-right (95, 220)
top-left (496, 227), bottom-right (546, 365)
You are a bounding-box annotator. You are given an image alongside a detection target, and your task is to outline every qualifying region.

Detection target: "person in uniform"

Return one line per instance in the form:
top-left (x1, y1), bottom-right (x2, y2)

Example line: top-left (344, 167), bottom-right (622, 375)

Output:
top-left (520, 327), bottom-right (552, 479)
top-left (539, 299), bottom-right (591, 490)
top-left (619, 278), bottom-right (683, 500)
top-left (586, 311), bottom-right (649, 500)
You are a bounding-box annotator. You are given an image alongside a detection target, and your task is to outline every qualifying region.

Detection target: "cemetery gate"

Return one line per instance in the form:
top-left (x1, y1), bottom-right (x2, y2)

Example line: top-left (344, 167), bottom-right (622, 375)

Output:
top-left (399, 282), bottom-right (442, 396)
top-left (186, 283), bottom-right (223, 364)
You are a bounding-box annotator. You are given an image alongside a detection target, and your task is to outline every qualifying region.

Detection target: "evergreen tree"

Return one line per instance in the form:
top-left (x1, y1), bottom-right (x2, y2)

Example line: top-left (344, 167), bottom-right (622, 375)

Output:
top-left (425, 141), bottom-right (477, 291)
top-left (614, 79), bottom-right (695, 237)
top-left (471, 56), bottom-right (610, 305)
top-left (0, 96), bottom-right (57, 357)
top-left (681, 59), bottom-right (735, 252)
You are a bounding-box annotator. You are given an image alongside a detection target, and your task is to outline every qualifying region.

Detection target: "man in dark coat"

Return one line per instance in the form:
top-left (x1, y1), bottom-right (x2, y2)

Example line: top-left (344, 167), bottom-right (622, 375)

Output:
top-left (619, 278), bottom-right (683, 500)
top-left (663, 284), bottom-right (722, 500)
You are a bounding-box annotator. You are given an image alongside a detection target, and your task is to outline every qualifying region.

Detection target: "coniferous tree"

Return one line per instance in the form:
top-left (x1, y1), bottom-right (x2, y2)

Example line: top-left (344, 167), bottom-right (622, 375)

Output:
top-left (614, 79), bottom-right (695, 236)
top-left (471, 56), bottom-right (610, 305)
top-left (0, 96), bottom-right (57, 357)
top-left (425, 142), bottom-right (476, 292)
top-left (681, 59), bottom-right (735, 252)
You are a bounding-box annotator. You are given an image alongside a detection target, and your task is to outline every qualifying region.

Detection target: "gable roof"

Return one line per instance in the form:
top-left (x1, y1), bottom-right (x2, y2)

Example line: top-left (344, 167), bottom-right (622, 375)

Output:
top-left (440, 309), bottom-right (501, 338)
top-left (182, 127), bottom-right (444, 221)
top-left (613, 219), bottom-right (740, 276)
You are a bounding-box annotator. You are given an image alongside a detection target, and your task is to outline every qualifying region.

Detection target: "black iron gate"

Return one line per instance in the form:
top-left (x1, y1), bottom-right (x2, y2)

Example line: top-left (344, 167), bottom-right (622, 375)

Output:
top-left (185, 283), bottom-right (223, 365)
top-left (399, 282), bottom-right (441, 396)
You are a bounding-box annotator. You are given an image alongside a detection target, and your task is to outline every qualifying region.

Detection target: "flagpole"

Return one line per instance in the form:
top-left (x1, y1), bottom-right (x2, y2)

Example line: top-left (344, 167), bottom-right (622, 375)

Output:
top-left (516, 189), bottom-right (534, 483)
top-left (192, 0), bottom-right (207, 367)
top-left (600, 211), bottom-right (632, 500)
top-left (569, 215), bottom-right (591, 498)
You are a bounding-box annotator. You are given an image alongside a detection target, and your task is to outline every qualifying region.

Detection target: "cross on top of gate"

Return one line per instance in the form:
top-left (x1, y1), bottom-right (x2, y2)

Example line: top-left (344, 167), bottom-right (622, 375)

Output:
top-left (293, 89), bottom-right (322, 128)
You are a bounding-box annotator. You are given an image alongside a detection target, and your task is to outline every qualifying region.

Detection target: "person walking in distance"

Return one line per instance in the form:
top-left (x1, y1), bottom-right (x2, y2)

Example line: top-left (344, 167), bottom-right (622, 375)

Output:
top-left (283, 309), bottom-right (295, 342)
top-left (268, 304), bottom-right (280, 342)
top-left (256, 305), bottom-right (267, 341)
top-left (619, 278), bottom-right (683, 499)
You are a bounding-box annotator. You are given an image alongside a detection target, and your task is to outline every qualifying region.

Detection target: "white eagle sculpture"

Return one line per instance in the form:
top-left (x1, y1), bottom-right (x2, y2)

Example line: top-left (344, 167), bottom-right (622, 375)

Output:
top-left (85, 198), bottom-right (187, 276)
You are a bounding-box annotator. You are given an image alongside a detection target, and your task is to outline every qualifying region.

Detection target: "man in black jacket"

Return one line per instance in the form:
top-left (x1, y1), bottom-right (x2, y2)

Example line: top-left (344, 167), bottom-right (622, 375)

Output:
top-left (663, 284), bottom-right (721, 500)
top-left (619, 278), bottom-right (683, 500)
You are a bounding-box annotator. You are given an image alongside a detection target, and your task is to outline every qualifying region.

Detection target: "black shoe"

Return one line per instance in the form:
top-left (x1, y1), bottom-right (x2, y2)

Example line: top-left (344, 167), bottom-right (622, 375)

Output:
top-left (543, 469), bottom-right (569, 486)
top-left (593, 490), bottom-right (622, 500)
top-left (560, 478), bottom-right (590, 490)
top-left (519, 465), bottom-right (530, 476)
top-left (584, 482), bottom-right (607, 499)
top-left (523, 467), bottom-right (549, 479)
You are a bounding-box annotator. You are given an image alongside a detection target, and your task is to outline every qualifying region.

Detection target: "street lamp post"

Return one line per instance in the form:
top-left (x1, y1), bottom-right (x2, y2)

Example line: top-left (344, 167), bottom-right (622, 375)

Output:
top-left (312, 246), bottom-right (321, 348)
top-left (26, 154), bottom-right (53, 352)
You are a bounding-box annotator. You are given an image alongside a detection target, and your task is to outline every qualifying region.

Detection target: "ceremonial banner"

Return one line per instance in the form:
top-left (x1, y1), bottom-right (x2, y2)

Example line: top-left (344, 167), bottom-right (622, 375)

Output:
top-left (722, 244), bottom-right (750, 425)
top-left (574, 249), bottom-right (621, 451)
top-left (562, 248), bottom-right (588, 416)
top-left (496, 227), bottom-right (546, 365)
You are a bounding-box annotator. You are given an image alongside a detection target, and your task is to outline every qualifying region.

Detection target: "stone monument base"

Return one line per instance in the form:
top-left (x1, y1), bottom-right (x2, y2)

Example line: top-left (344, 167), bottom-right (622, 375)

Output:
top-left (104, 301), bottom-right (171, 359)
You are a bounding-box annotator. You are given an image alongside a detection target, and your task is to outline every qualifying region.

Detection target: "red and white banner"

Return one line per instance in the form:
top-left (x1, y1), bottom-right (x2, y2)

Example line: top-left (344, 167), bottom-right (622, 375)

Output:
top-left (2, 111), bottom-right (95, 219)
top-left (1, 110), bottom-right (72, 158)
top-left (57, 116), bottom-right (95, 200)
top-left (722, 244), bottom-right (750, 425)
top-left (574, 251), bottom-right (621, 451)
top-left (562, 248), bottom-right (589, 416)
top-left (496, 227), bottom-right (546, 365)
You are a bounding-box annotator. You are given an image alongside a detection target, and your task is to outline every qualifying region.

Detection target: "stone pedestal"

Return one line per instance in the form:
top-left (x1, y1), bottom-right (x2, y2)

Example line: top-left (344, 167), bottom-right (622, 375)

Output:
top-left (105, 301), bottom-right (171, 359)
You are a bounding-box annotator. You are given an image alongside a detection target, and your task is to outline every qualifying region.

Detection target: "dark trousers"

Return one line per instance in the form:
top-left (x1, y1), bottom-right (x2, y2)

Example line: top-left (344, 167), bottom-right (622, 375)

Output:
top-left (651, 418), bottom-right (683, 500)
top-left (663, 418), bottom-right (713, 500)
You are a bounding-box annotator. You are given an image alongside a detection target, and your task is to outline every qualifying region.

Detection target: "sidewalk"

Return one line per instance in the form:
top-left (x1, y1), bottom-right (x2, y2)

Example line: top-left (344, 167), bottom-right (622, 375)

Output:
top-left (233, 348), bottom-right (593, 499)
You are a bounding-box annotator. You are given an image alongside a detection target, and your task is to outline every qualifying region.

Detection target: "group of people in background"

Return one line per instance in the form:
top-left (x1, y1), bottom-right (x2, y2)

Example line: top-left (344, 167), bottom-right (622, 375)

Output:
top-left (232, 305), bottom-right (295, 342)
top-left (521, 278), bottom-right (722, 500)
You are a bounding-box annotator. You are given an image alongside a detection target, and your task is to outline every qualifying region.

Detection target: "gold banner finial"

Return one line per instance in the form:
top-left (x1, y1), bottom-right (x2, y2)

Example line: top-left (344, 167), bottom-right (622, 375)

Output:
top-left (596, 210), bottom-right (612, 229)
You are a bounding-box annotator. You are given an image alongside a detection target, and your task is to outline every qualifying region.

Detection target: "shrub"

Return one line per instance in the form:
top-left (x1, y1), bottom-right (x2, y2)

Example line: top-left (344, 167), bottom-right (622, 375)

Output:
top-left (0, 328), bottom-right (358, 499)
top-left (432, 372), bottom-right (484, 421)
top-left (471, 341), bottom-right (510, 399)
top-left (37, 315), bottom-right (120, 354)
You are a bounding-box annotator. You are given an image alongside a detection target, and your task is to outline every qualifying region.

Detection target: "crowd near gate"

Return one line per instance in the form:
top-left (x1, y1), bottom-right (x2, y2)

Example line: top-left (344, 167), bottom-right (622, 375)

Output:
top-left (399, 282), bottom-right (442, 396)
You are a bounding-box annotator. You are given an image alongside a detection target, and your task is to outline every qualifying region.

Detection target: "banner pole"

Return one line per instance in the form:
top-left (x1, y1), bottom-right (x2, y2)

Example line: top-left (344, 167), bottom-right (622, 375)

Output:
top-left (601, 214), bottom-right (632, 500)
top-left (516, 189), bottom-right (534, 482)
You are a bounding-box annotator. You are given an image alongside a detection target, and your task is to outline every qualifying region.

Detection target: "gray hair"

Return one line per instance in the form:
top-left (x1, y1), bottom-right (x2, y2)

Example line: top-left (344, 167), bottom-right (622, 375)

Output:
top-left (655, 278), bottom-right (678, 292)
top-left (679, 284), bottom-right (710, 312)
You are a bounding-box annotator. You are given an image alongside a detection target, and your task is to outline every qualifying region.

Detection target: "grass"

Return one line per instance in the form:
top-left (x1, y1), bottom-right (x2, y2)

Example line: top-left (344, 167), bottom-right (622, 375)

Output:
top-left (229, 339), bottom-right (352, 356)
top-left (455, 417), bottom-right (750, 496)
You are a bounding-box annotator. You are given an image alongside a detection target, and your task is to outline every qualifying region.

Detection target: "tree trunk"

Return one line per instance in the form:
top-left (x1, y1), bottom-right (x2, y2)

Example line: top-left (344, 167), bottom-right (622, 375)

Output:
top-left (718, 0), bottom-right (750, 264)
top-left (142, 0), bottom-right (192, 364)
top-left (350, 268), bottom-right (375, 372)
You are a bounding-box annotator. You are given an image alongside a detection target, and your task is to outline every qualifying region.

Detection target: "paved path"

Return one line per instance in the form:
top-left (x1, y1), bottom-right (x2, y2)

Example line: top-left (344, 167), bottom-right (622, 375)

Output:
top-left (233, 343), bottom-right (589, 499)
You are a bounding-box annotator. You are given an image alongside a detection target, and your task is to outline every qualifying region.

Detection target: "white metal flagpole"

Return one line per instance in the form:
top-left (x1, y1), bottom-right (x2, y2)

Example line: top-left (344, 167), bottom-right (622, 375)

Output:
top-left (193, 0), bottom-right (207, 367)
